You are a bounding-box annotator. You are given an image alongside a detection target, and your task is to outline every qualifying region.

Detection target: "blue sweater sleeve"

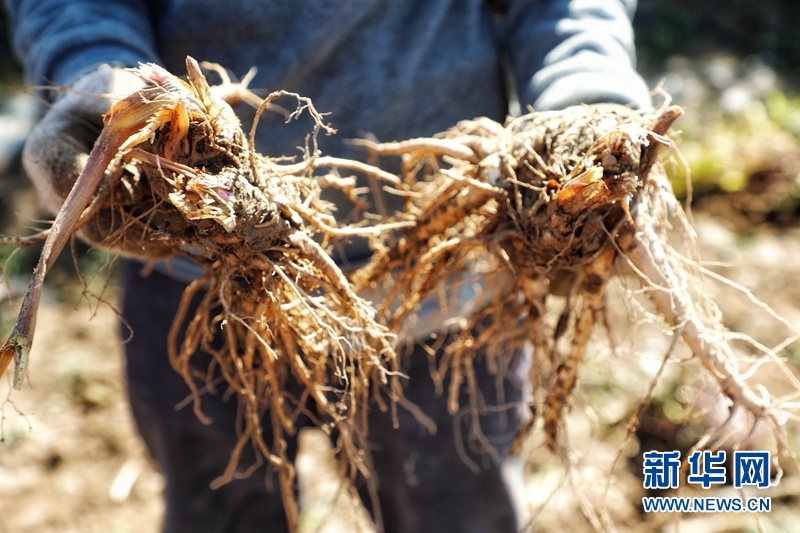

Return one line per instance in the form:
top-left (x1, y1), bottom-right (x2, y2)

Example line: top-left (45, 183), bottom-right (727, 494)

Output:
top-left (5, 0), bottom-right (161, 92)
top-left (504, 0), bottom-right (651, 110)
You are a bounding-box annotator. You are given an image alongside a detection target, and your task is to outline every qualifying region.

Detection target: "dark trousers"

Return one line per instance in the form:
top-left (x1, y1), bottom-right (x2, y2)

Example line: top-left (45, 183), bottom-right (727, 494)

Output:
top-left (121, 261), bottom-right (521, 533)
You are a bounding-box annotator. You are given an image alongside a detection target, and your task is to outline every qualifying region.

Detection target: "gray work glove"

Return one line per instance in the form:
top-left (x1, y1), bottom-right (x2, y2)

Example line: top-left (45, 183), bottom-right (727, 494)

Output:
top-left (22, 65), bottom-right (179, 259)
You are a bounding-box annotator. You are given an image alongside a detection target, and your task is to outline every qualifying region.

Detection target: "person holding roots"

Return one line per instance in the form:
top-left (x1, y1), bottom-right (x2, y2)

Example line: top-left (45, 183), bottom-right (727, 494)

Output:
top-left (5, 1), bottom-right (651, 532)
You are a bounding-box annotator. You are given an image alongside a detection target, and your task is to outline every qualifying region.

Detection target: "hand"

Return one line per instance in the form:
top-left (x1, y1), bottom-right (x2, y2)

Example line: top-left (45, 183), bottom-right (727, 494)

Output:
top-left (22, 65), bottom-right (180, 258)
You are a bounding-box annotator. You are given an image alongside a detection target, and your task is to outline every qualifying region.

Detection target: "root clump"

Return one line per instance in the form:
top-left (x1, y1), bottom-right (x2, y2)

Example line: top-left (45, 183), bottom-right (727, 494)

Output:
top-left (1, 58), bottom-right (399, 531)
top-left (356, 103), bottom-right (794, 466)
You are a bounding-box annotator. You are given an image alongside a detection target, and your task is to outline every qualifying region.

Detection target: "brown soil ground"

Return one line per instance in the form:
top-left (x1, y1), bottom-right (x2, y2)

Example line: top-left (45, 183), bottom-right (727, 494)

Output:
top-left (0, 294), bottom-right (164, 533)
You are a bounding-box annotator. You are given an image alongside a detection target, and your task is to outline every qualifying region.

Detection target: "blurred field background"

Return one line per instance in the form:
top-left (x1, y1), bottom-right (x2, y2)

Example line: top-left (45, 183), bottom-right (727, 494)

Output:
top-left (2, 2), bottom-right (800, 532)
